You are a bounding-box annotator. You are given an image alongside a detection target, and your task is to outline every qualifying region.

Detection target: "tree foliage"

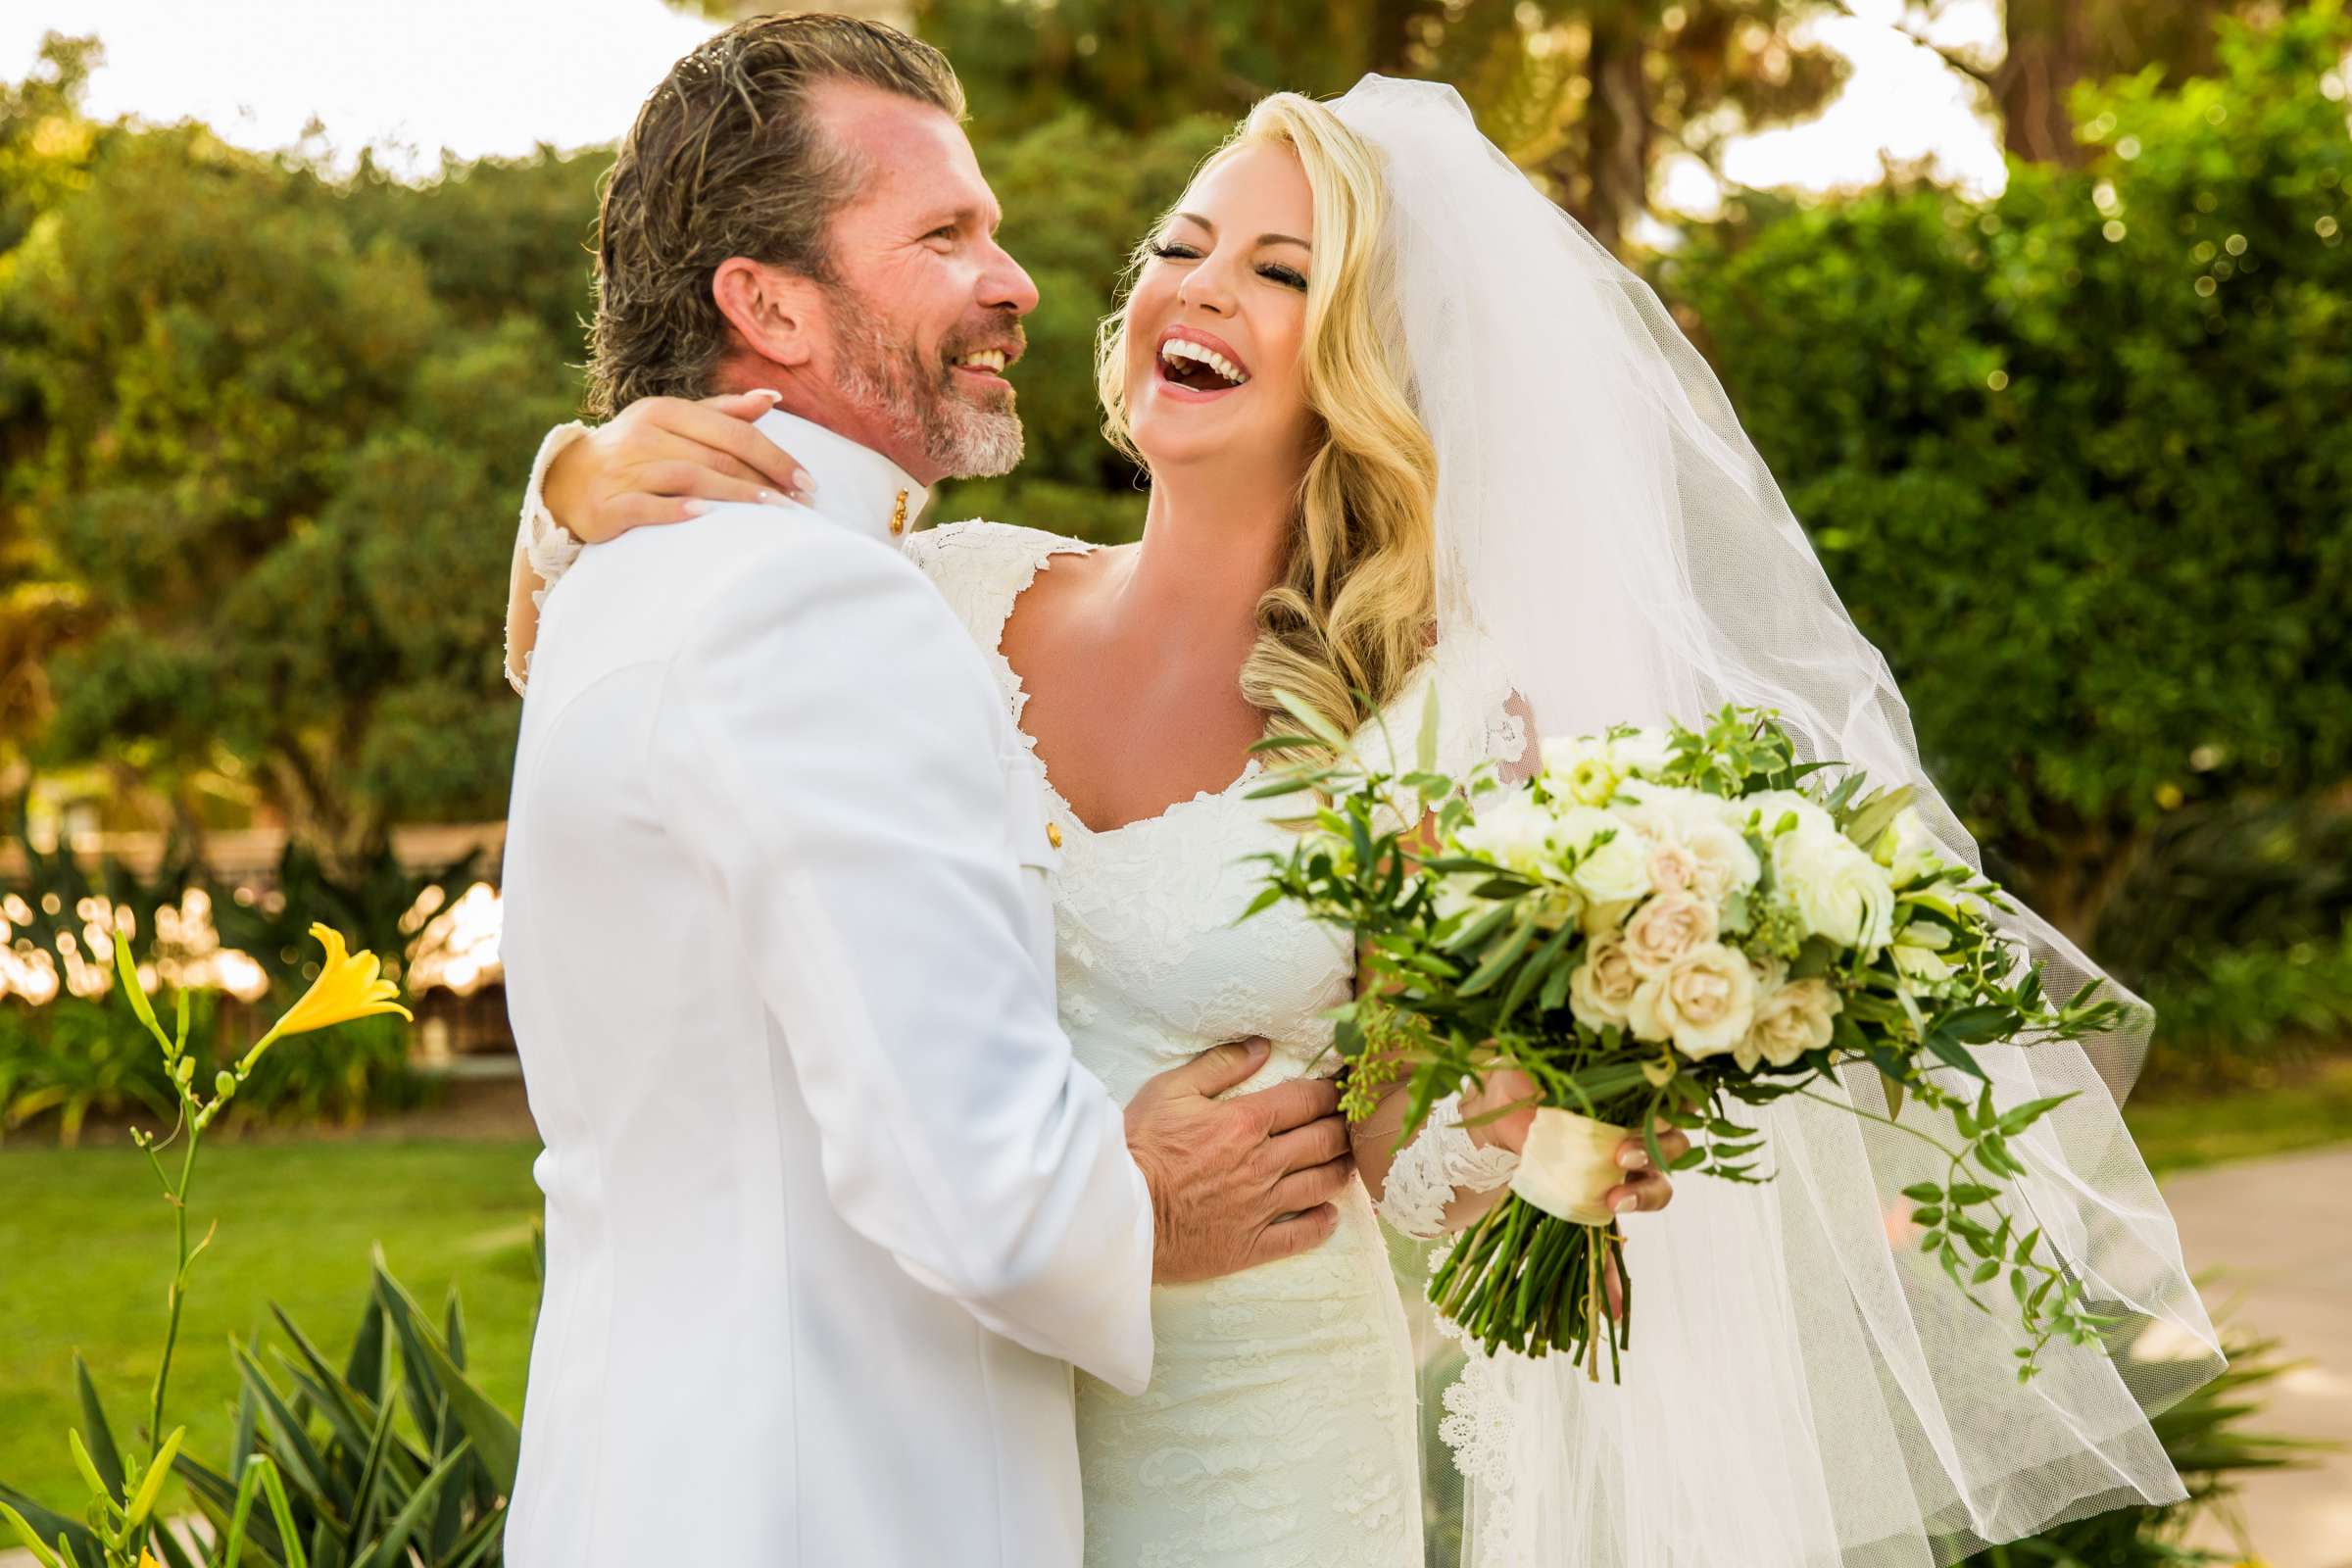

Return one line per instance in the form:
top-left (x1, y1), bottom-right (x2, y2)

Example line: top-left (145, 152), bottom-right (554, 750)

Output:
top-left (1661, 1), bottom-right (2352, 941)
top-left (0, 40), bottom-right (602, 863)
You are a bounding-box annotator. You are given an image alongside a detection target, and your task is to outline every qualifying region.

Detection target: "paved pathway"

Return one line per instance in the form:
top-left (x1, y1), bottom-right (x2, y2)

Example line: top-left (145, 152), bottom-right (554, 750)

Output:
top-left (2168, 1144), bottom-right (2352, 1568)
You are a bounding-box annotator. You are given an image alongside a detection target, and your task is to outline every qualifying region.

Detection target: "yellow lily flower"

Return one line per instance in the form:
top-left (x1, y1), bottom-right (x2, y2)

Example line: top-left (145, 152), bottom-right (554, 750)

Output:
top-left (239, 924), bottom-right (413, 1074)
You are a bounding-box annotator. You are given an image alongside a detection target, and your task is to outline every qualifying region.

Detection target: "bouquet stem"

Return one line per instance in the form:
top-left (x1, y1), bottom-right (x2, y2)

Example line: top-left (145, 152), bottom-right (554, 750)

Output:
top-left (1431, 1193), bottom-right (1633, 1375)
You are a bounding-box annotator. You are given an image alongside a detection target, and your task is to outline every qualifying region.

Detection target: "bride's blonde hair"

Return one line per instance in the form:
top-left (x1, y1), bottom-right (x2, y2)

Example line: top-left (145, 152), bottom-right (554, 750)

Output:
top-left (1096, 93), bottom-right (1437, 749)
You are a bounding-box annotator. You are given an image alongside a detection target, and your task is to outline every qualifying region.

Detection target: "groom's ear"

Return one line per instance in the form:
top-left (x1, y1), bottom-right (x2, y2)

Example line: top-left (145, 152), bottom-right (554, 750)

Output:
top-left (711, 257), bottom-right (823, 369)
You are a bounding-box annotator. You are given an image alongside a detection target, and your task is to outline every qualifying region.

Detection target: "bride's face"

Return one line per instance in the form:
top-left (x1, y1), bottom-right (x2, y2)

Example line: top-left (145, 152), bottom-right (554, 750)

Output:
top-left (1123, 141), bottom-right (1317, 475)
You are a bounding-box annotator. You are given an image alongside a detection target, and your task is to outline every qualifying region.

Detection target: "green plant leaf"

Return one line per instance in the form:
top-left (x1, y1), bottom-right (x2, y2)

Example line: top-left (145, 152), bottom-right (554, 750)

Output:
top-left (1920, 1027), bottom-right (1990, 1081)
top-left (69, 1357), bottom-right (126, 1502)
top-left (343, 1297), bottom-right (387, 1407)
top-left (124, 1426), bottom-right (186, 1527)
top-left (0, 1501), bottom-right (63, 1568)
top-left (235, 1346), bottom-right (345, 1518)
top-left (110, 932), bottom-right (172, 1054)
top-left (0, 1483), bottom-right (98, 1568)
top-left (355, 1442), bottom-right (470, 1568)
top-left (373, 1269), bottom-right (520, 1494)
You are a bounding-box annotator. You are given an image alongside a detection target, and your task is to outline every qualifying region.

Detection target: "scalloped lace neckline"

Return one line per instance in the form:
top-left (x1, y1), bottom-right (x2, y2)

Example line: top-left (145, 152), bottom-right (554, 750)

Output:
top-left (985, 534), bottom-right (1266, 841)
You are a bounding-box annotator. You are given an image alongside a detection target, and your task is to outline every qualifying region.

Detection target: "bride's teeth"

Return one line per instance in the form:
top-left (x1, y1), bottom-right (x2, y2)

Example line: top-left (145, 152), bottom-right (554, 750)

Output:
top-left (1160, 338), bottom-right (1249, 386)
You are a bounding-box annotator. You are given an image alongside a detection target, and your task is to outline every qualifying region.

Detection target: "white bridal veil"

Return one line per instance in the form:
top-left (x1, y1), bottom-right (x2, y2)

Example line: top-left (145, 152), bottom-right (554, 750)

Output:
top-left (1325, 75), bottom-right (2225, 1567)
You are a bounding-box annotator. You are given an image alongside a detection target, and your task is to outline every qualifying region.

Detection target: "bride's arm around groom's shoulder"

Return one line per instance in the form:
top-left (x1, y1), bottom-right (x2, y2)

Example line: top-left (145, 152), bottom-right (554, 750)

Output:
top-left (647, 522), bottom-right (1156, 1394)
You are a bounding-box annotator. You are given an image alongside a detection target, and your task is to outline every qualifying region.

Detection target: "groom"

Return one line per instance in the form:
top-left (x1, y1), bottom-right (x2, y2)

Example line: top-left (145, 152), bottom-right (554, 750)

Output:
top-left (499, 15), bottom-right (1354, 1567)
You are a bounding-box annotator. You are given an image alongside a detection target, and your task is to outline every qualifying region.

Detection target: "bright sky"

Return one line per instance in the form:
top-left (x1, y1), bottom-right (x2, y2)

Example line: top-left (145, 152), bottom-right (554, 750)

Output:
top-left (1, 0), bottom-right (2007, 208)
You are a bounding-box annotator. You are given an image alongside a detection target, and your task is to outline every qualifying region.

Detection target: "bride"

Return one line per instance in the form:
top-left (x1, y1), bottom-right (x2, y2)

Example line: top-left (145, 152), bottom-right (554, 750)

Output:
top-left (500, 76), bottom-right (2220, 1568)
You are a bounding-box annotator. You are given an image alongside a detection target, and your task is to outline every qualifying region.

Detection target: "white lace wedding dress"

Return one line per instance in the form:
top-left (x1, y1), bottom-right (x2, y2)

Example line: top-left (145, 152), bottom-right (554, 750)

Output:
top-left (908, 519), bottom-right (1526, 1568)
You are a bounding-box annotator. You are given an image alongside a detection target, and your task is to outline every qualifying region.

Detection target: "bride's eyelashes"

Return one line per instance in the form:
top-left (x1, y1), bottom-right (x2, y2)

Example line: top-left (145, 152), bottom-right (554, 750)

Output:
top-left (1146, 239), bottom-right (1310, 292)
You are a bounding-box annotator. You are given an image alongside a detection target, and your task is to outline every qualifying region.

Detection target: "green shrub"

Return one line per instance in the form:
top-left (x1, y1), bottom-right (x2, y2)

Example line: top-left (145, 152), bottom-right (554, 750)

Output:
top-left (2140, 921), bottom-right (2352, 1089)
top-left (1657, 3), bottom-right (2352, 950)
top-left (0, 997), bottom-right (172, 1145)
top-left (0, 996), bottom-right (430, 1146)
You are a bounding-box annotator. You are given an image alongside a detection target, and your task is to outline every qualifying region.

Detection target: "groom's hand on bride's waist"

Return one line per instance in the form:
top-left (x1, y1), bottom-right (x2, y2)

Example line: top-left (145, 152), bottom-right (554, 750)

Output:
top-left (1124, 1040), bottom-right (1354, 1284)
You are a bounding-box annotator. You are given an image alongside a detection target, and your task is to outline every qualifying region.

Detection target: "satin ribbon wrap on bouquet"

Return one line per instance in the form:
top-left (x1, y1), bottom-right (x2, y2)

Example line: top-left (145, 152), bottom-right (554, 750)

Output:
top-left (1508, 1109), bottom-right (1630, 1226)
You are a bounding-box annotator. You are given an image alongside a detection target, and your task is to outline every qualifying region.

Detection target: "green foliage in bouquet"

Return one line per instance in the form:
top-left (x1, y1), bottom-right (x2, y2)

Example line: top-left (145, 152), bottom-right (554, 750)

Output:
top-left (1249, 695), bottom-right (2134, 1379)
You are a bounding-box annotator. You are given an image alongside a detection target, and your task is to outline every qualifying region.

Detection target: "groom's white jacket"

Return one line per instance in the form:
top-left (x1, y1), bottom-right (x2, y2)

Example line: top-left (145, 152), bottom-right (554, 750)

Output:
top-left (500, 412), bottom-right (1154, 1567)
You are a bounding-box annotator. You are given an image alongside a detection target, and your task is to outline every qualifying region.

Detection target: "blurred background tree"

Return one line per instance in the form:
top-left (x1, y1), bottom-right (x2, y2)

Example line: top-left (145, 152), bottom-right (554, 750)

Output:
top-left (0, 40), bottom-right (598, 870)
top-left (1663, 2), bottom-right (2352, 980)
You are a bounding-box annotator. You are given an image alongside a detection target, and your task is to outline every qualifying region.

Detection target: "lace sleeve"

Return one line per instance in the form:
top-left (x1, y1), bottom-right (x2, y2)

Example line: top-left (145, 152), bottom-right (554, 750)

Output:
top-left (1375, 1092), bottom-right (1521, 1239)
top-left (506, 420), bottom-right (594, 696)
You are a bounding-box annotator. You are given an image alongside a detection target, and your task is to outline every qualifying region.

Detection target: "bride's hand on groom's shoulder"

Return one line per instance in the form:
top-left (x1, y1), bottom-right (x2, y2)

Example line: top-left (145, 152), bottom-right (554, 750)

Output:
top-left (1125, 1040), bottom-right (1356, 1285)
top-left (545, 389), bottom-right (813, 543)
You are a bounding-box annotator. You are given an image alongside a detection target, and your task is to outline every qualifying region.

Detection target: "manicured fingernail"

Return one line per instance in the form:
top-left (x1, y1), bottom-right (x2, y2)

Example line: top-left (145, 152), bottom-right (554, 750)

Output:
top-left (757, 489), bottom-right (795, 509)
top-left (750, 387), bottom-right (782, 402)
top-left (1613, 1193), bottom-right (1640, 1215)
top-left (681, 499), bottom-right (710, 517)
top-left (1617, 1148), bottom-right (1649, 1170)
top-left (791, 471), bottom-right (815, 500)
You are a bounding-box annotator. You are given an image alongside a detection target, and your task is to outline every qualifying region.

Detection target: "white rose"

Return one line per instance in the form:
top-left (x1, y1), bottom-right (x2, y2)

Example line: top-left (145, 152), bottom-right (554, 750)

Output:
top-left (1747, 950), bottom-right (1788, 997)
top-left (1620, 890), bottom-right (1720, 978)
top-left (1738, 977), bottom-right (1842, 1069)
top-left (1741, 788), bottom-right (1838, 841)
top-left (1540, 734), bottom-right (1621, 807)
top-left (1454, 793), bottom-right (1562, 878)
top-left (1555, 806), bottom-right (1654, 904)
top-left (1568, 935), bottom-right (1646, 1031)
top-left (1606, 726), bottom-right (1677, 777)
top-left (1628, 942), bottom-right (1758, 1058)
top-left (1771, 825), bottom-right (1896, 955)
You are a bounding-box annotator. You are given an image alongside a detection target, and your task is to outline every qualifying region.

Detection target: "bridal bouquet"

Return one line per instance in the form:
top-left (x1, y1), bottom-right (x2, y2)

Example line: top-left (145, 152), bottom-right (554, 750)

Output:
top-left (1246, 696), bottom-right (2132, 1381)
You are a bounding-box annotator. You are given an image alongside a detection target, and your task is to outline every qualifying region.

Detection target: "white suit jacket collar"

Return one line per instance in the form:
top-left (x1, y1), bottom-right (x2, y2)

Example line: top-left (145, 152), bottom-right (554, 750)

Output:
top-left (755, 409), bottom-right (931, 548)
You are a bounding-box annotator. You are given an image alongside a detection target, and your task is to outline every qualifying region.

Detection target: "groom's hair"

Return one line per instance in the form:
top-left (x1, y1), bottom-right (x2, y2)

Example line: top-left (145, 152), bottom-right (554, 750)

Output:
top-left (585, 14), bottom-right (965, 418)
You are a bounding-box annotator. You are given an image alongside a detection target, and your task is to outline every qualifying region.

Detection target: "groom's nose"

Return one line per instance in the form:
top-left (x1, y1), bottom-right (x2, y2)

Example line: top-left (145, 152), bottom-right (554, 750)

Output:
top-left (976, 235), bottom-right (1040, 318)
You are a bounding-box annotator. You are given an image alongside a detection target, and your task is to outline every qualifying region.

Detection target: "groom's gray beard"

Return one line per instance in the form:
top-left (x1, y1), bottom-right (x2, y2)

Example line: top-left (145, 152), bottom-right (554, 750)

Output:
top-left (828, 292), bottom-right (1025, 478)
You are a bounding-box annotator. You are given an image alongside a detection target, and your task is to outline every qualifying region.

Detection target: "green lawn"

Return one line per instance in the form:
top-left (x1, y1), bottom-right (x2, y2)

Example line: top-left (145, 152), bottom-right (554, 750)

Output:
top-left (0, 1138), bottom-right (544, 1511)
top-left (0, 1064), bottom-right (2343, 1519)
top-left (2124, 1056), bottom-right (2352, 1176)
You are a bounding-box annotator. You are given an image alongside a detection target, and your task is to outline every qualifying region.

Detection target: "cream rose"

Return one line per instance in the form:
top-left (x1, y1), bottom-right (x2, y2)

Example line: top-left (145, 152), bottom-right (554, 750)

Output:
top-left (1771, 825), bottom-right (1896, 955)
top-left (1620, 890), bottom-right (1720, 978)
top-left (1680, 816), bottom-right (1762, 905)
top-left (1646, 835), bottom-right (1704, 897)
top-left (1739, 977), bottom-right (1841, 1069)
top-left (1568, 935), bottom-right (1645, 1031)
top-left (1628, 942), bottom-right (1758, 1057)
